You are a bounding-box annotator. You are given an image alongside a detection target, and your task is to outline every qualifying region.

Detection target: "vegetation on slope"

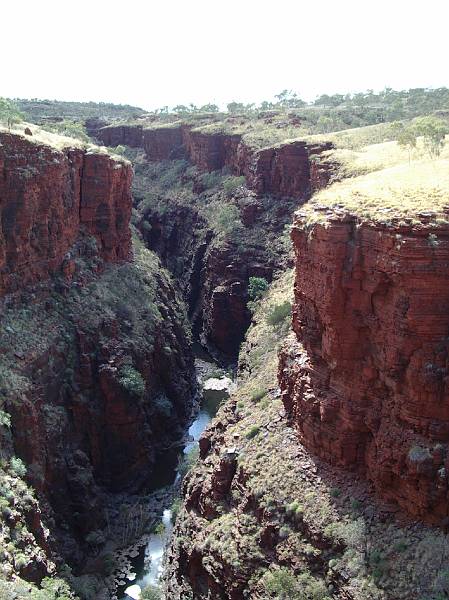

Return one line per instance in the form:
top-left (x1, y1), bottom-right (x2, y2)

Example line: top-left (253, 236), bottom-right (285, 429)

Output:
top-left (126, 147), bottom-right (292, 270)
top-left (0, 236), bottom-right (190, 599)
top-left (168, 269), bottom-right (449, 600)
top-left (99, 86), bottom-right (449, 151)
top-left (299, 120), bottom-right (449, 226)
top-left (12, 99), bottom-right (145, 123)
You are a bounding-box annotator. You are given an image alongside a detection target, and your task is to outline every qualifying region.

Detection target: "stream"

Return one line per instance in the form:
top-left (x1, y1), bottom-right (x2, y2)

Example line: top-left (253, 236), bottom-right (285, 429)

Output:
top-left (117, 346), bottom-right (235, 600)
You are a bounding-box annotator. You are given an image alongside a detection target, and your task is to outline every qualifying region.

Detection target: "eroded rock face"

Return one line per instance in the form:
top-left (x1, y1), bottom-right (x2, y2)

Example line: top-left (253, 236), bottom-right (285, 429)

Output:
top-left (279, 212), bottom-right (449, 524)
top-left (138, 196), bottom-right (292, 358)
top-left (97, 124), bottom-right (333, 198)
top-left (95, 124), bottom-right (143, 147)
top-left (0, 132), bottom-right (195, 571)
top-left (0, 132), bottom-right (132, 296)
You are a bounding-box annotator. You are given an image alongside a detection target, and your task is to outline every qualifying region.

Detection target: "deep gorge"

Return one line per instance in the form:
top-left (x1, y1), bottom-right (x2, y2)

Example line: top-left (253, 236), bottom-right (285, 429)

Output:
top-left (2, 115), bottom-right (449, 600)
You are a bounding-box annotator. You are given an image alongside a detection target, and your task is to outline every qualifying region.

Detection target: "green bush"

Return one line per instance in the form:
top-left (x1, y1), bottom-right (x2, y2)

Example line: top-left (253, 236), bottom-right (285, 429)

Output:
top-left (262, 567), bottom-right (331, 600)
top-left (248, 277), bottom-right (269, 301)
top-left (14, 554), bottom-right (29, 570)
top-left (9, 457), bottom-right (26, 478)
top-left (0, 410), bottom-right (11, 428)
top-left (223, 175), bottom-right (246, 196)
top-left (245, 425), bottom-right (260, 440)
top-left (141, 584), bottom-right (162, 600)
top-left (118, 365), bottom-right (145, 397)
top-left (209, 204), bottom-right (242, 236)
top-left (178, 446), bottom-right (199, 478)
top-left (250, 387), bottom-right (267, 403)
top-left (201, 171), bottom-right (222, 189)
top-left (266, 301), bottom-right (292, 326)
top-left (171, 497), bottom-right (182, 520)
top-left (152, 521), bottom-right (165, 535)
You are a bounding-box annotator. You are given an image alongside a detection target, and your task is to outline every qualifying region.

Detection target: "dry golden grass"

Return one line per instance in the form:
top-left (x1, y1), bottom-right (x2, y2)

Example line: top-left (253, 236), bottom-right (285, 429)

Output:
top-left (0, 122), bottom-right (128, 164)
top-left (306, 157), bottom-right (449, 225)
top-left (304, 127), bottom-right (449, 225)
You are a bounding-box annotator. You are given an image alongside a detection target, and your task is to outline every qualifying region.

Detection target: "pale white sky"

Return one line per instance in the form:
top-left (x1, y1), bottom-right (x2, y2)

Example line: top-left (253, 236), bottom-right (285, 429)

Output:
top-left (2, 0), bottom-right (448, 110)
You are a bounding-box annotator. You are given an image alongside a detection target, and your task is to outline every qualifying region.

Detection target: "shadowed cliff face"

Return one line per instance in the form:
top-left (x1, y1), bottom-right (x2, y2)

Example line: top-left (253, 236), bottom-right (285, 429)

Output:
top-left (102, 126), bottom-right (332, 359)
top-left (0, 132), bottom-right (196, 579)
top-left (0, 132), bottom-right (132, 296)
top-left (279, 212), bottom-right (449, 525)
top-left (134, 175), bottom-right (295, 359)
top-left (97, 123), bottom-right (334, 199)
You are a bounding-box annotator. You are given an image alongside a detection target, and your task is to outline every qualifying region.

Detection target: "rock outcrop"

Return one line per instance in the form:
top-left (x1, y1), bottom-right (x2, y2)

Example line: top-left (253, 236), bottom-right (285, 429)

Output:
top-left (0, 131), bottom-right (132, 296)
top-left (137, 190), bottom-right (295, 357)
top-left (97, 123), bottom-right (333, 198)
top-left (280, 211), bottom-right (449, 524)
top-left (0, 131), bottom-right (196, 575)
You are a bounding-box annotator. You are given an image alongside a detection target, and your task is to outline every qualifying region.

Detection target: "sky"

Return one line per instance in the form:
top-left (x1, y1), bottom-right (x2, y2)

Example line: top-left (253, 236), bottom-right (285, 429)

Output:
top-left (2, 0), bottom-right (448, 111)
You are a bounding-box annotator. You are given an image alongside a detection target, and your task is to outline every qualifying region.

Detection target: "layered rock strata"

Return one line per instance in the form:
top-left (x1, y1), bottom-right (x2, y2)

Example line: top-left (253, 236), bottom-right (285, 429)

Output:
top-left (280, 210), bottom-right (449, 524)
top-left (0, 131), bottom-right (132, 296)
top-left (0, 132), bottom-right (195, 575)
top-left (97, 124), bottom-right (333, 198)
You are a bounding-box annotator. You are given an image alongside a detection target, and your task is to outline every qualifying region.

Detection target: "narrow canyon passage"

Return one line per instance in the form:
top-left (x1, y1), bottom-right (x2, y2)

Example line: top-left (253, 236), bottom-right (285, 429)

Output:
top-left (116, 348), bottom-right (234, 600)
top-left (2, 99), bottom-right (449, 600)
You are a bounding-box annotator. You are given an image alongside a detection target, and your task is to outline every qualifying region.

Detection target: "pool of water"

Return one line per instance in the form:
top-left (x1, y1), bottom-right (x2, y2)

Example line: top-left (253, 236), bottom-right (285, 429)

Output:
top-left (119, 348), bottom-right (232, 599)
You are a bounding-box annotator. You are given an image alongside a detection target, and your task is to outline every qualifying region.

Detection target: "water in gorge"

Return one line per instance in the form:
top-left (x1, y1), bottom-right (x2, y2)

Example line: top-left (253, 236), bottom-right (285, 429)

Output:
top-left (117, 346), bottom-right (235, 600)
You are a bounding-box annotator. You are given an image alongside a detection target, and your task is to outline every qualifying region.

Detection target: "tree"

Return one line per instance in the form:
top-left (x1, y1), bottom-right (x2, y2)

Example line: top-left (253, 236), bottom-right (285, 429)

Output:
top-left (227, 101), bottom-right (246, 113)
top-left (274, 90), bottom-right (306, 109)
top-left (393, 123), bottom-right (417, 163)
top-left (414, 116), bottom-right (449, 158)
top-left (199, 103), bottom-right (219, 113)
top-left (172, 104), bottom-right (190, 114)
top-left (259, 100), bottom-right (275, 111)
top-left (0, 98), bottom-right (24, 131)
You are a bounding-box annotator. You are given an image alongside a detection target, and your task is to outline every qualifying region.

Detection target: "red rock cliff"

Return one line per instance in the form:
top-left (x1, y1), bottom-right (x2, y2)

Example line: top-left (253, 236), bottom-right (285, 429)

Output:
top-left (279, 210), bottom-right (449, 524)
top-left (98, 124), bottom-right (332, 198)
top-left (0, 132), bottom-right (132, 296)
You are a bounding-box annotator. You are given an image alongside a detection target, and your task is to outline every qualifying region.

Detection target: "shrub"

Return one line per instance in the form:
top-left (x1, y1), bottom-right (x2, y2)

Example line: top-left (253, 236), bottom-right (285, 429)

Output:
top-left (428, 233), bottom-right (439, 248)
top-left (263, 568), bottom-right (298, 598)
top-left (152, 521), bottom-right (165, 535)
top-left (266, 301), bottom-right (292, 326)
top-left (118, 365), bottom-right (145, 397)
top-left (223, 175), bottom-right (246, 196)
top-left (262, 567), bottom-right (331, 600)
top-left (351, 498), bottom-right (362, 511)
top-left (0, 410), bottom-right (11, 428)
top-left (209, 204), bottom-right (242, 236)
top-left (171, 497), bottom-right (182, 520)
top-left (201, 171), bottom-right (222, 189)
top-left (408, 445), bottom-right (432, 462)
top-left (14, 554), bottom-right (29, 570)
top-left (245, 425), bottom-right (260, 440)
top-left (9, 457), bottom-right (26, 478)
top-left (153, 394), bottom-right (172, 417)
top-left (178, 446), bottom-right (199, 478)
top-left (248, 277), bottom-right (269, 301)
top-left (250, 387), bottom-right (267, 403)
top-left (141, 584), bottom-right (162, 600)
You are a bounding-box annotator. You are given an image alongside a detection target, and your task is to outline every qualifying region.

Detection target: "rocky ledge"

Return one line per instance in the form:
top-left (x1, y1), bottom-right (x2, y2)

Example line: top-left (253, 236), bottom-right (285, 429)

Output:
top-left (0, 130), bottom-right (132, 296)
top-left (97, 123), bottom-right (334, 199)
